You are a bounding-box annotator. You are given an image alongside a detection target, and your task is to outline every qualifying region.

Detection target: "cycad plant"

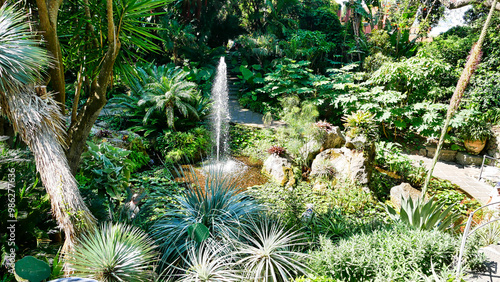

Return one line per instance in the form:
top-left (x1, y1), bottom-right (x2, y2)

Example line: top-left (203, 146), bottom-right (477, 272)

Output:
top-left (138, 65), bottom-right (200, 129)
top-left (385, 196), bottom-right (461, 232)
top-left (152, 169), bottom-right (262, 269)
top-left (68, 223), bottom-right (157, 281)
top-left (232, 218), bottom-right (309, 282)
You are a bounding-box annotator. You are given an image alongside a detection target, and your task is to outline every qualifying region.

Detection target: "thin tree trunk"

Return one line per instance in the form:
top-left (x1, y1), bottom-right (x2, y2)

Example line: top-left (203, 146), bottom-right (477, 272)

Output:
top-left (35, 0), bottom-right (66, 113)
top-left (421, 0), bottom-right (497, 197)
top-left (66, 0), bottom-right (120, 174)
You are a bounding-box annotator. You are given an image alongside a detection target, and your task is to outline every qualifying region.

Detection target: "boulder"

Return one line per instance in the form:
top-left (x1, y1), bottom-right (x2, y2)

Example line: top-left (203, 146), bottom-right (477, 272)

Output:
top-left (95, 121), bottom-right (109, 128)
top-left (323, 126), bottom-right (346, 149)
top-left (345, 135), bottom-right (368, 150)
top-left (310, 147), bottom-right (371, 185)
top-left (262, 154), bottom-right (294, 186)
top-left (390, 183), bottom-right (422, 210)
top-left (456, 152), bottom-right (484, 166)
top-left (299, 127), bottom-right (346, 165)
top-left (299, 140), bottom-right (322, 165)
top-left (118, 130), bottom-right (140, 139)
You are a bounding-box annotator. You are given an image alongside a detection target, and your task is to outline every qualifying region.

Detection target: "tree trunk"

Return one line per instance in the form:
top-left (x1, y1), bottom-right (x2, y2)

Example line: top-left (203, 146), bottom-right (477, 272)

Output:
top-left (35, 0), bottom-right (66, 113)
top-left (66, 0), bottom-right (120, 174)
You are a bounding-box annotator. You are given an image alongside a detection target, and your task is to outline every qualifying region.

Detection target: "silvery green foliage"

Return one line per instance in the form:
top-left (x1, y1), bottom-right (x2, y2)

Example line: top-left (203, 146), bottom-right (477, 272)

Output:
top-left (153, 169), bottom-right (262, 269)
top-left (68, 223), bottom-right (157, 282)
top-left (231, 218), bottom-right (309, 282)
top-left (177, 241), bottom-right (242, 282)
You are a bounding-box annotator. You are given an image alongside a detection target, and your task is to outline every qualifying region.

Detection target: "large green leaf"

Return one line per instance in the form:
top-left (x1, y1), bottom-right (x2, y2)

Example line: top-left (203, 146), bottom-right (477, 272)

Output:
top-left (15, 256), bottom-right (51, 282)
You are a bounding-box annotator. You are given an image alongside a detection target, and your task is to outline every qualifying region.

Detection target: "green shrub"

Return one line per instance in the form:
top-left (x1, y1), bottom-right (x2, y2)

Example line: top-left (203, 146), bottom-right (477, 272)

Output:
top-left (128, 167), bottom-right (185, 229)
top-left (156, 126), bottom-right (210, 164)
top-left (79, 141), bottom-right (138, 221)
top-left (375, 141), bottom-right (427, 187)
top-left (0, 146), bottom-right (56, 256)
top-left (308, 224), bottom-right (471, 281)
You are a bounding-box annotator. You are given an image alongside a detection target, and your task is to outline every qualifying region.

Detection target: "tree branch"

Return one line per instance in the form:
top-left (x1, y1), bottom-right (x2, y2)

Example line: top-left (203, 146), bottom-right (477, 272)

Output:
top-left (439, 0), bottom-right (500, 10)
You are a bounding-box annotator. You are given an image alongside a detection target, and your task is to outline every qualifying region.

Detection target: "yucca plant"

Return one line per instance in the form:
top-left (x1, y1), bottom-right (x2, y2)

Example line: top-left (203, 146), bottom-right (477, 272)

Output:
top-left (152, 168), bottom-right (262, 269)
top-left (0, 4), bottom-right (95, 254)
top-left (176, 241), bottom-right (242, 282)
top-left (68, 223), bottom-right (157, 282)
top-left (385, 196), bottom-right (461, 232)
top-left (231, 218), bottom-right (309, 282)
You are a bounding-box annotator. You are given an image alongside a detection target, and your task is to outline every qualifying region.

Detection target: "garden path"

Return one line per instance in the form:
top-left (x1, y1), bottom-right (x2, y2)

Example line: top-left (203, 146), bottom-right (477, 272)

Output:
top-left (406, 154), bottom-right (493, 205)
top-left (227, 64), bottom-right (285, 129)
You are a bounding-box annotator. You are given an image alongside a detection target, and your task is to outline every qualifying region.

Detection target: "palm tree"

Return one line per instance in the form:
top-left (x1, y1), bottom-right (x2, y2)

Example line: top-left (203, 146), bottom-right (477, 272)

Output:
top-left (138, 65), bottom-right (199, 129)
top-left (0, 4), bottom-right (95, 255)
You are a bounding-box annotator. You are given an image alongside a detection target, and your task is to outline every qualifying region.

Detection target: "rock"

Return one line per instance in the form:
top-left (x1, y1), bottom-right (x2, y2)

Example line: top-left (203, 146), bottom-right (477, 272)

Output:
top-left (310, 147), bottom-right (371, 185)
top-left (299, 127), bottom-right (346, 165)
top-left (456, 152), bottom-right (484, 166)
top-left (108, 138), bottom-right (127, 148)
top-left (426, 146), bottom-right (457, 162)
top-left (299, 140), bottom-right (322, 165)
top-left (118, 130), bottom-right (140, 139)
top-left (95, 121), bottom-right (109, 128)
top-left (487, 125), bottom-right (500, 159)
top-left (345, 135), bottom-right (368, 150)
top-left (323, 126), bottom-right (346, 149)
top-left (390, 183), bottom-right (422, 210)
top-left (262, 154), bottom-right (294, 186)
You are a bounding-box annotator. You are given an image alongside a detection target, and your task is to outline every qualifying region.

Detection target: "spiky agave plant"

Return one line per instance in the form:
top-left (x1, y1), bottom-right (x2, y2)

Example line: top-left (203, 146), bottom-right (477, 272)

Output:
top-left (385, 196), bottom-right (461, 232)
top-left (232, 218), bottom-right (309, 282)
top-left (68, 223), bottom-right (157, 281)
top-left (152, 167), bottom-right (262, 270)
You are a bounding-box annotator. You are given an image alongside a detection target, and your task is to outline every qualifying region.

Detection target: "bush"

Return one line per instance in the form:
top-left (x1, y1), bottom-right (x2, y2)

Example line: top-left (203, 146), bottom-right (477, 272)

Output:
top-left (156, 126), bottom-right (211, 164)
top-left (232, 218), bottom-right (309, 281)
top-left (308, 224), bottom-right (476, 281)
top-left (79, 141), bottom-right (138, 221)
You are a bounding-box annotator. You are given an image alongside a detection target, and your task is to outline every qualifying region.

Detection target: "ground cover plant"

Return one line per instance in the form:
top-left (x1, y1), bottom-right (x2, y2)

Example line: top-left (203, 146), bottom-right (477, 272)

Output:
top-left (308, 223), bottom-right (483, 281)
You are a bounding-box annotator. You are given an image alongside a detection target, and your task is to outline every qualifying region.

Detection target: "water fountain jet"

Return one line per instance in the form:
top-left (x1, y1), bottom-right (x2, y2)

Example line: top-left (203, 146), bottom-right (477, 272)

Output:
top-left (203, 57), bottom-right (246, 175)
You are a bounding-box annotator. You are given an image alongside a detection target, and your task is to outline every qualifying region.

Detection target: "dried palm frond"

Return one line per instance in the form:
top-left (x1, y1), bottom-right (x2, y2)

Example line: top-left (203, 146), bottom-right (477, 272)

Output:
top-left (0, 4), bottom-right (95, 255)
top-left (0, 87), bottom-right (95, 254)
